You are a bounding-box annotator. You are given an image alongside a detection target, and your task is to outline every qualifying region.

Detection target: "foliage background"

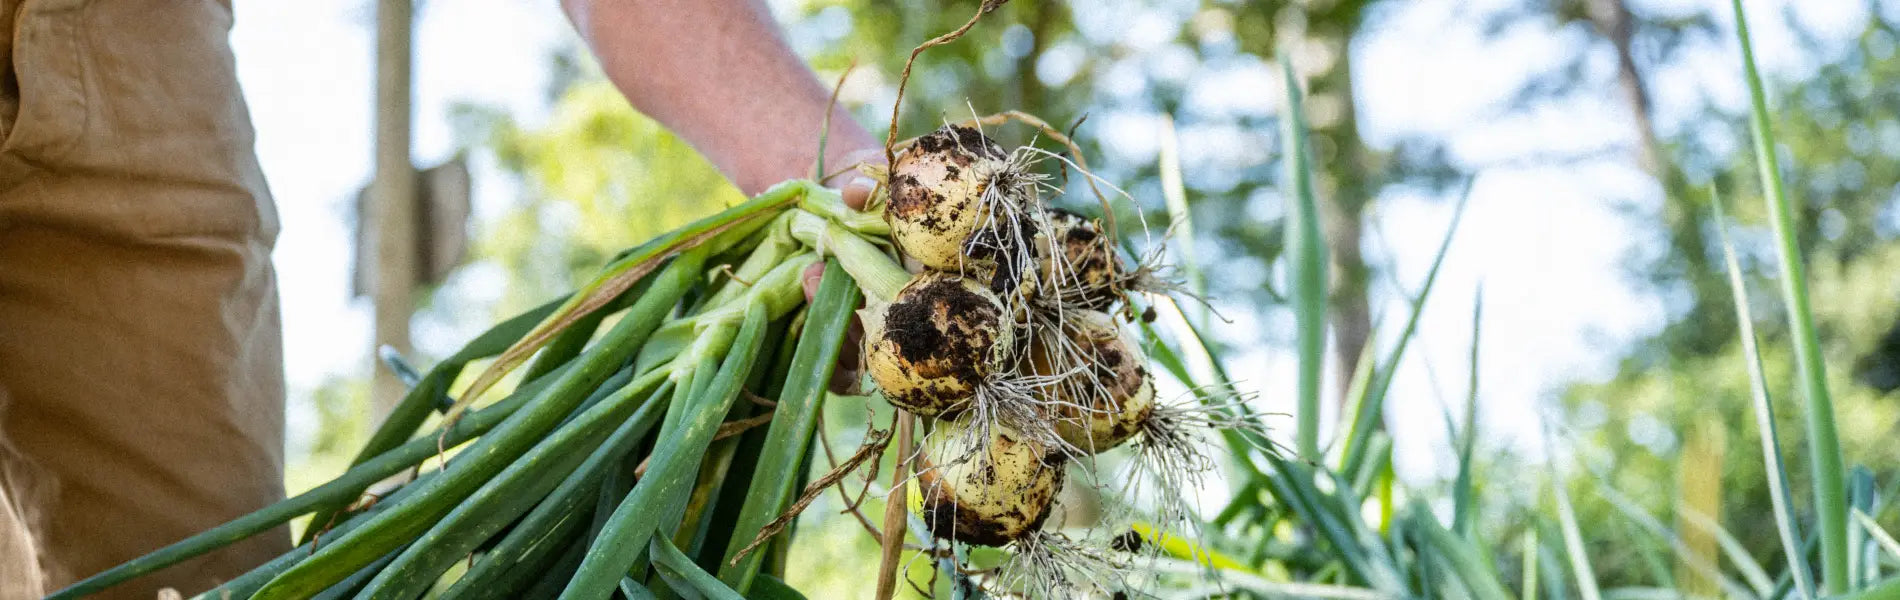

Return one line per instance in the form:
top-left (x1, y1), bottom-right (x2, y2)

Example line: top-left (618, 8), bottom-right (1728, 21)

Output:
top-left (249, 0), bottom-right (1900, 594)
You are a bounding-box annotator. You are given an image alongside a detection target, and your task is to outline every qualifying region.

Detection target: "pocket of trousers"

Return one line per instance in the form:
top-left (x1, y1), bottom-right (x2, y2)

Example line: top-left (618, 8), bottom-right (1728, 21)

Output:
top-left (0, 0), bottom-right (87, 164)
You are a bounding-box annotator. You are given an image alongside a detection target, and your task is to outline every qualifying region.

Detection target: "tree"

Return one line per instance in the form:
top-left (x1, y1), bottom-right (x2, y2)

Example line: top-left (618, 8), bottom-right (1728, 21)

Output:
top-left (1559, 7), bottom-right (1900, 582)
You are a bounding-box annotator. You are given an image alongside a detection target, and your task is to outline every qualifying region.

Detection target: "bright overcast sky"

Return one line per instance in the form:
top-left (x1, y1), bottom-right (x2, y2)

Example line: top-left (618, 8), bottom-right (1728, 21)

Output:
top-left (229, 0), bottom-right (1872, 480)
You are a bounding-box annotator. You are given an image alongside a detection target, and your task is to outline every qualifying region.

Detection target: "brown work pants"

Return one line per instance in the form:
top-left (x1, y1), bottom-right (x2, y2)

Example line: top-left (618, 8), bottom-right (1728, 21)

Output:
top-left (0, 0), bottom-right (289, 597)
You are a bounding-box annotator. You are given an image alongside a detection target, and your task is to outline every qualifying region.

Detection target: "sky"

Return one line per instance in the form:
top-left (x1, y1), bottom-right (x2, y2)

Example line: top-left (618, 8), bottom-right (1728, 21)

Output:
top-left (226, 0), bottom-right (1872, 481)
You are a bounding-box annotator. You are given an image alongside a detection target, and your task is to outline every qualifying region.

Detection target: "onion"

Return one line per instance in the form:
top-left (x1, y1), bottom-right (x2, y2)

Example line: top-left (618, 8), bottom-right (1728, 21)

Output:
top-left (866, 271), bottom-right (1015, 415)
top-left (909, 417), bottom-right (1064, 547)
top-left (886, 125), bottom-right (1022, 272)
top-left (1031, 310), bottom-right (1154, 453)
top-left (1030, 209), bottom-right (1123, 309)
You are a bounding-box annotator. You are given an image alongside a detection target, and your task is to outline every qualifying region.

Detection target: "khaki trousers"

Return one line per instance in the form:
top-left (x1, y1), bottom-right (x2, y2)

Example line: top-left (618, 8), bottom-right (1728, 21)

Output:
top-left (0, 0), bottom-right (289, 597)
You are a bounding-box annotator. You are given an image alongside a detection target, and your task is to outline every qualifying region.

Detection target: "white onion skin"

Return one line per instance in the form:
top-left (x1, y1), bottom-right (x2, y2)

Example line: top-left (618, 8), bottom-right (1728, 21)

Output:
top-left (1031, 310), bottom-right (1154, 453)
top-left (886, 125), bottom-right (1011, 271)
top-left (909, 418), bottom-right (1064, 547)
top-left (866, 271), bottom-right (1014, 415)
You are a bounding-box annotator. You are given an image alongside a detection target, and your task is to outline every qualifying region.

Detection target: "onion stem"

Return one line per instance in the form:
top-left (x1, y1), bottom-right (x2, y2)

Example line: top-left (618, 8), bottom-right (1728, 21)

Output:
top-left (789, 210), bottom-right (909, 302)
top-left (717, 260), bottom-right (861, 593)
top-left (1730, 0), bottom-right (1847, 590)
top-left (800, 181), bottom-right (890, 235)
top-left (700, 212), bottom-right (800, 309)
top-left (679, 255), bottom-right (818, 371)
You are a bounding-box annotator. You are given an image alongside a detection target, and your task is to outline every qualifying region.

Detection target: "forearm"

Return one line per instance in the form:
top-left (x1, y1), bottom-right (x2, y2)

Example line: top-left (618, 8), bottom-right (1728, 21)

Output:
top-left (562, 0), bottom-right (879, 194)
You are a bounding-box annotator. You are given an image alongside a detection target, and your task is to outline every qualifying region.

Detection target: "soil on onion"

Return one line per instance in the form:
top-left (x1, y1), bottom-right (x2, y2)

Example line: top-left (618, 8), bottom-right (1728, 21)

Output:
top-left (1108, 529), bottom-right (1145, 553)
top-left (888, 125), bottom-right (1005, 231)
top-left (915, 124), bottom-right (1007, 161)
top-left (882, 275), bottom-right (1004, 409)
top-left (974, 215), bottom-right (1039, 294)
top-left (1045, 208), bottom-right (1121, 307)
top-left (915, 431), bottom-right (1063, 547)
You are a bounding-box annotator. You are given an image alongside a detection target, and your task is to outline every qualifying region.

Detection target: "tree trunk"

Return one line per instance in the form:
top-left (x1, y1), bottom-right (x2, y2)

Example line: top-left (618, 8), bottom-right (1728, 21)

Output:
top-left (371, 0), bottom-right (417, 419)
top-left (1591, 0), bottom-right (1664, 176)
top-left (1307, 15), bottom-right (1375, 410)
top-left (1588, 0), bottom-right (1731, 354)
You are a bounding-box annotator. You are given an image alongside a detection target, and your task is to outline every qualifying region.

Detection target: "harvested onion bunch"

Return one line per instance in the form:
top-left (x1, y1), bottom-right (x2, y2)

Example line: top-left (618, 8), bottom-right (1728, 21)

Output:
top-left (55, 117), bottom-right (1260, 600)
top-left (867, 123), bottom-right (1264, 596)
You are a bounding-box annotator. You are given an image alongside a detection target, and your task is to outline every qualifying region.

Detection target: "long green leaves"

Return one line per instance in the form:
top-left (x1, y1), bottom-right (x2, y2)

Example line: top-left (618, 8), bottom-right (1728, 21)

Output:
top-left (1158, 114), bottom-right (1206, 323)
top-left (1524, 530), bottom-right (1543, 600)
top-left (562, 303), bottom-right (773, 599)
top-left (1713, 189), bottom-right (1815, 599)
top-left (1728, 0), bottom-right (1848, 591)
top-left (452, 181), bottom-right (810, 420)
top-left (1451, 292), bottom-right (1483, 539)
top-left (252, 253), bottom-right (703, 599)
top-left (1280, 55), bottom-right (1330, 460)
top-left (299, 294), bottom-right (570, 545)
top-left (1256, 451), bottom-right (1406, 591)
top-left (1855, 510), bottom-right (1900, 564)
top-left (355, 370), bottom-right (672, 598)
top-left (1675, 506), bottom-right (1776, 597)
top-left (1844, 577), bottom-right (1900, 600)
top-left (1586, 475), bottom-right (1760, 599)
top-left (653, 535), bottom-right (747, 600)
top-left (1545, 424), bottom-right (1603, 600)
top-left (440, 381), bottom-right (676, 599)
top-left (1410, 504), bottom-right (1514, 600)
top-left (189, 473), bottom-right (441, 599)
top-left (719, 260), bottom-right (861, 593)
top-left (1338, 181), bottom-right (1472, 478)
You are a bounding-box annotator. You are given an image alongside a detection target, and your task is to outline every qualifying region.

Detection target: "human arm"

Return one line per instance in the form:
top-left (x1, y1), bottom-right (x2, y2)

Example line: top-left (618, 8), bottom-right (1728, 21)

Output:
top-left (563, 0), bottom-right (879, 390)
top-left (560, 0), bottom-right (882, 204)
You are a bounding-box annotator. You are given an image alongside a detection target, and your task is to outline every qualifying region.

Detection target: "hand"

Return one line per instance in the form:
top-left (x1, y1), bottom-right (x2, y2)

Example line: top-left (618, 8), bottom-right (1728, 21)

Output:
top-left (819, 147), bottom-right (886, 210)
top-left (803, 148), bottom-right (885, 394)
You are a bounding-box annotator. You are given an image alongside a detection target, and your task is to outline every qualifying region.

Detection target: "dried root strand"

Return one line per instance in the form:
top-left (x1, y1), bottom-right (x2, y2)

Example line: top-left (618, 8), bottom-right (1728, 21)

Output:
top-left (1123, 390), bottom-right (1274, 537)
top-left (959, 146), bottom-right (1055, 300)
top-left (962, 368), bottom-right (1080, 461)
top-left (883, 0), bottom-right (1013, 169)
top-left (1112, 231), bottom-right (1191, 303)
top-left (989, 531), bottom-right (1130, 598)
top-left (728, 427), bottom-right (893, 566)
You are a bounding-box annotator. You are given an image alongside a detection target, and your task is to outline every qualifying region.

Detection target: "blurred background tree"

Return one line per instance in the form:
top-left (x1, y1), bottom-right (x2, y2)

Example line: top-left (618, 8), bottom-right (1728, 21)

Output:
top-left (1558, 8), bottom-right (1900, 585)
top-left (447, 77), bottom-right (739, 315)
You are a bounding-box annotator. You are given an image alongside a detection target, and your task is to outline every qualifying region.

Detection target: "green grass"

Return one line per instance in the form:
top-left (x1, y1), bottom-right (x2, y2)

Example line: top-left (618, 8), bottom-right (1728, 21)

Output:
top-left (1280, 54), bottom-right (1330, 461)
top-left (1714, 187), bottom-right (1816, 600)
top-left (1729, 0), bottom-right (1851, 592)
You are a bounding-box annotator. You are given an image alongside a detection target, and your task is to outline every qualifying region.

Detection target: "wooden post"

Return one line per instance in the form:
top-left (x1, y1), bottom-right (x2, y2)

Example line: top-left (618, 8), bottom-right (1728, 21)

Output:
top-left (370, 0), bottom-right (416, 418)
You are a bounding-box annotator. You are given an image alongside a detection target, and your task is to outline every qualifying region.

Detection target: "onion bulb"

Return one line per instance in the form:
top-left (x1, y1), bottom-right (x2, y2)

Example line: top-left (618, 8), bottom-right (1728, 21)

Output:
top-left (909, 418), bottom-right (1064, 546)
top-left (1031, 209), bottom-right (1123, 309)
top-left (866, 271), bottom-right (1015, 415)
top-left (1032, 310), bottom-right (1154, 453)
top-left (887, 125), bottom-right (1017, 271)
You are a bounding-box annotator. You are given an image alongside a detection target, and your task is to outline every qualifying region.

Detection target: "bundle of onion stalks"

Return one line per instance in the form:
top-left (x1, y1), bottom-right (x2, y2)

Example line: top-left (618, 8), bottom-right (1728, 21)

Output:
top-left (51, 123), bottom-right (1264, 600)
